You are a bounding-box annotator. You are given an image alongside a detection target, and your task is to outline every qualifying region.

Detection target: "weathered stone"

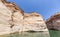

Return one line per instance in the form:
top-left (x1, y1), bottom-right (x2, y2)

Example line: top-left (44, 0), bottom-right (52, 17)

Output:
top-left (0, 0), bottom-right (49, 35)
top-left (23, 12), bottom-right (48, 31)
top-left (46, 12), bottom-right (60, 30)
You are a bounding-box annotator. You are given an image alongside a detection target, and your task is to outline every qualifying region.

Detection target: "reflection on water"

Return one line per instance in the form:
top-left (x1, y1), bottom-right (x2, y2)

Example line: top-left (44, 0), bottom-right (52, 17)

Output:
top-left (0, 32), bottom-right (49, 37)
top-left (1, 30), bottom-right (60, 37)
top-left (49, 30), bottom-right (60, 37)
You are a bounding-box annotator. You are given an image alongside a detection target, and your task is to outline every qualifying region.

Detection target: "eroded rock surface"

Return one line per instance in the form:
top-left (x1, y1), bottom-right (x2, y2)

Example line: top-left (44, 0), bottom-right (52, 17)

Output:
top-left (23, 13), bottom-right (48, 31)
top-left (46, 12), bottom-right (60, 30)
top-left (0, 0), bottom-right (49, 35)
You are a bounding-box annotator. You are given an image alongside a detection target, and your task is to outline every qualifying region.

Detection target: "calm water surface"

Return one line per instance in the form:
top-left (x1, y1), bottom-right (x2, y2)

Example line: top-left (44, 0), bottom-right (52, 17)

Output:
top-left (0, 32), bottom-right (49, 37)
top-left (49, 30), bottom-right (60, 37)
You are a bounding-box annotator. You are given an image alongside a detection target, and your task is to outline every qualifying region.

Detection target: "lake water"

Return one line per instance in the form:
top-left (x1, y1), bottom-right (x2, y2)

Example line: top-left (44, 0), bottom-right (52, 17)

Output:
top-left (0, 30), bottom-right (60, 37)
top-left (0, 32), bottom-right (49, 37)
top-left (49, 30), bottom-right (60, 37)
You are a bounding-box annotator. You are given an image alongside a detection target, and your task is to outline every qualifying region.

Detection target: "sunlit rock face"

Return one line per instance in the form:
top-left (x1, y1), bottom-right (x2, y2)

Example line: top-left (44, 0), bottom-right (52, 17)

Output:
top-left (0, 0), bottom-right (49, 35)
top-left (0, 0), bottom-right (24, 33)
top-left (46, 12), bottom-right (60, 30)
top-left (0, 0), bottom-right (12, 35)
top-left (23, 13), bottom-right (48, 31)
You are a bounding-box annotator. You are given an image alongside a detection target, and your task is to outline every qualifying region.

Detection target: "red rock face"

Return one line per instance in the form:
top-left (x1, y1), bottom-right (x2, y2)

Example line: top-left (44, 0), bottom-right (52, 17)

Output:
top-left (46, 13), bottom-right (60, 30)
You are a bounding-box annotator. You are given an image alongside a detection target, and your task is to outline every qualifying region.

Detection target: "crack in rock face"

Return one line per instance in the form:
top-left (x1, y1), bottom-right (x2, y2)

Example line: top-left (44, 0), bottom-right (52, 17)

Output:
top-left (0, 0), bottom-right (49, 35)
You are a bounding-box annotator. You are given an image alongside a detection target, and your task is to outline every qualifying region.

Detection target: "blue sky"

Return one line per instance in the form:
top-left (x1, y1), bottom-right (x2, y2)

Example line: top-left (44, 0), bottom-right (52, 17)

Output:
top-left (7, 0), bottom-right (60, 20)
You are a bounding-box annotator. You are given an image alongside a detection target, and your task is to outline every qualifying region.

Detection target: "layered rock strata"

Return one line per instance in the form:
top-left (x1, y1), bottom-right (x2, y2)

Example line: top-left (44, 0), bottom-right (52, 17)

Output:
top-left (46, 12), bottom-right (60, 30)
top-left (0, 0), bottom-right (49, 35)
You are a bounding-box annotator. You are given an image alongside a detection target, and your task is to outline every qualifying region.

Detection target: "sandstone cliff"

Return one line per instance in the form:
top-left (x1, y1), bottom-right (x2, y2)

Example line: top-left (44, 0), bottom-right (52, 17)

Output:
top-left (0, 0), bottom-right (49, 35)
top-left (23, 12), bottom-right (48, 31)
top-left (46, 12), bottom-right (60, 30)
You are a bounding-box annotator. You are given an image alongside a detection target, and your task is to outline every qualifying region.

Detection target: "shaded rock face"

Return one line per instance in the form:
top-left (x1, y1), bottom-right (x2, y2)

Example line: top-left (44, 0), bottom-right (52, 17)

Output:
top-left (46, 13), bottom-right (60, 30)
top-left (0, 0), bottom-right (49, 35)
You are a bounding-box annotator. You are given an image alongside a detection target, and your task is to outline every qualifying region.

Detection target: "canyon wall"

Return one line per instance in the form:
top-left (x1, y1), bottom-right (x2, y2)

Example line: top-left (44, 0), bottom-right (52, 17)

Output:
top-left (0, 0), bottom-right (49, 35)
top-left (46, 12), bottom-right (60, 30)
